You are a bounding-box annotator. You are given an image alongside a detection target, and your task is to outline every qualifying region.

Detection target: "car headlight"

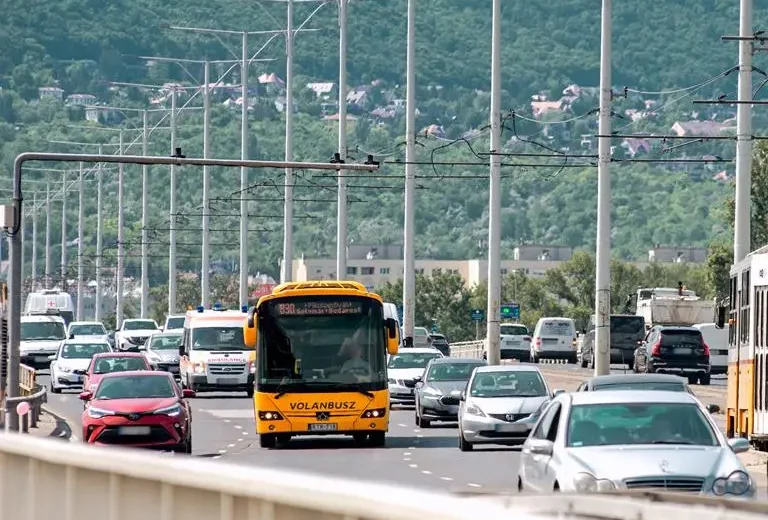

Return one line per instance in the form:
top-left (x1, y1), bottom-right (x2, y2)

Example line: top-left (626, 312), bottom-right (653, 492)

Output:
top-left (465, 403), bottom-right (486, 417)
top-left (192, 362), bottom-right (205, 374)
top-left (248, 361), bottom-right (256, 373)
top-left (154, 404), bottom-right (182, 417)
top-left (58, 366), bottom-right (72, 373)
top-left (573, 472), bottom-right (615, 492)
top-left (388, 378), bottom-right (396, 384)
top-left (423, 387), bottom-right (442, 396)
top-left (87, 407), bottom-right (115, 419)
top-left (713, 470), bottom-right (752, 496)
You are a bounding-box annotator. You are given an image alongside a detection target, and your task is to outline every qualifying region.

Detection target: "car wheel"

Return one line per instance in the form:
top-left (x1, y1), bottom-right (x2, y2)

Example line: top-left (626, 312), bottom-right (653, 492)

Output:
top-left (459, 433), bottom-right (473, 451)
top-left (368, 431), bottom-right (386, 447)
top-left (259, 434), bottom-right (276, 448)
top-left (246, 387), bottom-right (254, 398)
top-left (420, 415), bottom-right (431, 428)
top-left (699, 374), bottom-right (711, 386)
top-left (579, 355), bottom-right (588, 368)
top-left (50, 382), bottom-right (61, 394)
top-left (517, 476), bottom-right (524, 491)
top-left (353, 433), bottom-right (368, 446)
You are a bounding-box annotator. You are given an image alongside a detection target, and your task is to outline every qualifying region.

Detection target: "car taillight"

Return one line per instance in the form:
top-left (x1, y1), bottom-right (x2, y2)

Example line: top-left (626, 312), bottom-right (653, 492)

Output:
top-left (523, 336), bottom-right (531, 342)
top-left (702, 342), bottom-right (710, 356)
top-left (651, 342), bottom-right (661, 356)
top-left (534, 337), bottom-right (542, 349)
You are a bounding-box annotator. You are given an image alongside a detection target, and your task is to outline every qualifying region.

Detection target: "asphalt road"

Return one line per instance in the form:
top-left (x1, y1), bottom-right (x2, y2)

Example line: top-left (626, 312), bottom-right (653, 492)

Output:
top-left (38, 362), bottom-right (739, 495)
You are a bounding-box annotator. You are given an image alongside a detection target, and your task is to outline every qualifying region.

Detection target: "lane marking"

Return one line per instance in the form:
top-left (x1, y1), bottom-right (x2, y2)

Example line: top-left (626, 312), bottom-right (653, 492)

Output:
top-left (397, 423), bottom-right (407, 427)
top-left (403, 457), bottom-right (411, 461)
top-left (421, 470), bottom-right (432, 475)
top-left (234, 425), bottom-right (243, 429)
top-left (224, 419), bottom-right (231, 423)
top-left (408, 446), bottom-right (416, 449)
top-left (441, 477), bottom-right (453, 481)
top-left (413, 429), bottom-right (421, 433)
top-left (468, 483), bottom-right (481, 488)
top-left (218, 449), bottom-right (227, 454)
top-left (408, 464), bottom-right (418, 468)
top-left (212, 455), bottom-right (221, 459)
top-left (403, 452), bottom-right (412, 456)
top-left (416, 434), bottom-right (424, 438)
top-left (227, 443), bottom-right (236, 448)
top-left (242, 431), bottom-right (249, 435)
top-left (237, 438), bottom-right (243, 442)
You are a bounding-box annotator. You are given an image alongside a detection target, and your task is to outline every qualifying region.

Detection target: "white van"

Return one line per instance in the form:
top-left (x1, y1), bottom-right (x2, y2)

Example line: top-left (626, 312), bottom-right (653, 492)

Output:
top-left (24, 289), bottom-right (75, 326)
top-left (693, 322), bottom-right (728, 375)
top-left (531, 317), bottom-right (577, 363)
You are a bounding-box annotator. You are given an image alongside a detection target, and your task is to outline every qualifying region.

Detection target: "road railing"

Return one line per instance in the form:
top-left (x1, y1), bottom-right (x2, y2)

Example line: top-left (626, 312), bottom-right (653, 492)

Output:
top-left (449, 340), bottom-right (485, 358)
top-left (3, 363), bottom-right (46, 433)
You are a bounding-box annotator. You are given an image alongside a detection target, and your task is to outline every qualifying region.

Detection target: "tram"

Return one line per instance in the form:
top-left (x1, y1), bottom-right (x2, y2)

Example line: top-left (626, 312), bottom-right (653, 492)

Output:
top-left (720, 244), bottom-right (768, 450)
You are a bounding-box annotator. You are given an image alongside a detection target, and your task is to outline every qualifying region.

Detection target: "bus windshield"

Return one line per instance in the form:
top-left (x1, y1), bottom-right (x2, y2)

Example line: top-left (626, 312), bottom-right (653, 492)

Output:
top-left (258, 296), bottom-right (386, 392)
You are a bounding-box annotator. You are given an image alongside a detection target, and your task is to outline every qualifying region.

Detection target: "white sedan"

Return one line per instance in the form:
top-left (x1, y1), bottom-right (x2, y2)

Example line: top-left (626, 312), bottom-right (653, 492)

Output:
top-left (49, 339), bottom-right (112, 393)
top-left (517, 390), bottom-right (756, 499)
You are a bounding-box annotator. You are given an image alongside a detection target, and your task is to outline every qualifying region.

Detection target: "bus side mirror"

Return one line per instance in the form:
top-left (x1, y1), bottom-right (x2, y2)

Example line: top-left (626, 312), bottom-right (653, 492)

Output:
top-left (716, 306), bottom-right (726, 329)
top-left (385, 318), bottom-right (399, 355)
top-left (243, 307), bottom-right (258, 348)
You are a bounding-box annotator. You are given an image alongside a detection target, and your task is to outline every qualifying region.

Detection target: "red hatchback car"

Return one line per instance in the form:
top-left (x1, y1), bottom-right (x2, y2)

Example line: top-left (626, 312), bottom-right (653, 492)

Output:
top-left (83, 352), bottom-right (151, 394)
top-left (80, 371), bottom-right (194, 452)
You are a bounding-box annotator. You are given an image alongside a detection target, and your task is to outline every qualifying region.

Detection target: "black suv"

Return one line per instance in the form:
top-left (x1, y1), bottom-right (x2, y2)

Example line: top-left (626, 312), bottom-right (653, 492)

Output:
top-left (429, 334), bottom-right (450, 356)
top-left (633, 326), bottom-right (711, 385)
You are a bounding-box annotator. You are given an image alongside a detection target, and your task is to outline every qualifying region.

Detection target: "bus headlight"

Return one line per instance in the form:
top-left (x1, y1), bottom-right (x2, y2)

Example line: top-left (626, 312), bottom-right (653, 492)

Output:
top-left (258, 411), bottom-right (283, 420)
top-left (361, 408), bottom-right (386, 419)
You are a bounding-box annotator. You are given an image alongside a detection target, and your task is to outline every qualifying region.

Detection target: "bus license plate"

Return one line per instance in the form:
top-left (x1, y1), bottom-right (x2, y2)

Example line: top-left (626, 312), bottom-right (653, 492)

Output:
top-left (308, 423), bottom-right (338, 432)
top-left (119, 426), bottom-right (151, 436)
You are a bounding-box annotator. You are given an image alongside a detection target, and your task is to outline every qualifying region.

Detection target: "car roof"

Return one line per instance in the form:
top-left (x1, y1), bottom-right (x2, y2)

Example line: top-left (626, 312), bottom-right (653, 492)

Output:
top-left (656, 325), bottom-right (700, 332)
top-left (589, 374), bottom-right (687, 385)
top-left (99, 370), bottom-right (171, 380)
top-left (61, 338), bottom-right (110, 345)
top-left (475, 364), bottom-right (541, 373)
top-left (567, 390), bottom-right (698, 406)
top-left (151, 331), bottom-right (182, 336)
top-left (21, 315), bottom-right (65, 322)
top-left (92, 352), bottom-right (145, 359)
top-left (394, 347), bottom-right (442, 354)
top-left (69, 321), bottom-right (104, 326)
top-left (429, 357), bottom-right (485, 364)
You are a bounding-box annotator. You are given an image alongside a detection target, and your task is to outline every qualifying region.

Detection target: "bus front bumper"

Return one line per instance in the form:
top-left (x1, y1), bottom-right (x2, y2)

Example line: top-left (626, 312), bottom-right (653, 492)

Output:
top-left (257, 416), bottom-right (388, 436)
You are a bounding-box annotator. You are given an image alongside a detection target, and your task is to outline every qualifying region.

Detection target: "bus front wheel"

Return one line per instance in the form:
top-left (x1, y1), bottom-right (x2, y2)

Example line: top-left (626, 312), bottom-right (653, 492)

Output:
top-left (259, 434), bottom-right (276, 448)
top-left (369, 432), bottom-right (385, 447)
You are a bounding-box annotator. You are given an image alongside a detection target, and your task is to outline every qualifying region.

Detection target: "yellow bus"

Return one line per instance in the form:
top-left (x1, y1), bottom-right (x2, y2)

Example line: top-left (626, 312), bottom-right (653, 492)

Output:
top-left (719, 245), bottom-right (768, 451)
top-left (243, 281), bottom-right (400, 448)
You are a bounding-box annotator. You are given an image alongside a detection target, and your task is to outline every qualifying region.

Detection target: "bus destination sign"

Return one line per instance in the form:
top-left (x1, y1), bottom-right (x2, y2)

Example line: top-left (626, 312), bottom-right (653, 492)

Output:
top-left (274, 300), bottom-right (364, 316)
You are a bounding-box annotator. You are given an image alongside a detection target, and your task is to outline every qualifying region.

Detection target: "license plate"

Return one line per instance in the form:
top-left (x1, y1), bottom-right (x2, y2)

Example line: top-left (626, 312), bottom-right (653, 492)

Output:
top-left (34, 356), bottom-right (51, 363)
top-left (673, 347), bottom-right (693, 355)
top-left (119, 426), bottom-right (151, 435)
top-left (216, 378), bottom-right (239, 385)
top-left (495, 423), bottom-right (529, 433)
top-left (308, 423), bottom-right (338, 432)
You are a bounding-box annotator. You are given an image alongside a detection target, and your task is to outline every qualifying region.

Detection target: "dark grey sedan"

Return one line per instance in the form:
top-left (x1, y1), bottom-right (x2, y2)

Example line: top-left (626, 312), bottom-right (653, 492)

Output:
top-left (143, 332), bottom-right (182, 376)
top-left (414, 357), bottom-right (486, 427)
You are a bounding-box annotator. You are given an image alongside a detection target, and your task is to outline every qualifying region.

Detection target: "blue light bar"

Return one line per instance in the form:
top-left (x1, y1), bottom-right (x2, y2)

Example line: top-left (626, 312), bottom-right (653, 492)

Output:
top-left (241, 305), bottom-right (248, 313)
top-left (213, 302), bottom-right (223, 311)
top-left (196, 305), bottom-right (204, 313)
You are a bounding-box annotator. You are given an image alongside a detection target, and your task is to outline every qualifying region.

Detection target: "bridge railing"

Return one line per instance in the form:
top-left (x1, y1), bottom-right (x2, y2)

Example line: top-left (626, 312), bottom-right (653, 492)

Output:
top-left (1, 364), bottom-right (46, 432)
top-left (449, 340), bottom-right (485, 358)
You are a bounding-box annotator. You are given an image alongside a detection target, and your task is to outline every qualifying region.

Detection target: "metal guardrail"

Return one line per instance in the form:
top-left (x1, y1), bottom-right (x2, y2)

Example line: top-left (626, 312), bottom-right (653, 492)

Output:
top-left (450, 340), bottom-right (485, 358)
top-left (2, 363), bottom-right (47, 433)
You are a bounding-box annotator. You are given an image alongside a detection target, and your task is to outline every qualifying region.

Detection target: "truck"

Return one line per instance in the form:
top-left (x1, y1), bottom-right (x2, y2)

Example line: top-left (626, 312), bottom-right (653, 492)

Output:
top-left (634, 286), bottom-right (715, 329)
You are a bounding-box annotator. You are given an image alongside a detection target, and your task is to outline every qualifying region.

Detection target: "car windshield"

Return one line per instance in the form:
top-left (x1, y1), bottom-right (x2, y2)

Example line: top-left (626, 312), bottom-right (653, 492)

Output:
top-left (501, 325), bottom-right (528, 336)
top-left (192, 327), bottom-right (246, 351)
top-left (388, 352), bottom-right (442, 368)
top-left (593, 382), bottom-right (686, 392)
top-left (61, 343), bottom-right (110, 359)
top-left (94, 375), bottom-right (175, 400)
top-left (70, 324), bottom-right (106, 336)
top-left (611, 316), bottom-right (644, 334)
top-left (540, 320), bottom-right (573, 336)
top-left (123, 320), bottom-right (157, 331)
top-left (259, 296), bottom-right (387, 391)
top-left (165, 317), bottom-right (185, 329)
top-left (91, 356), bottom-right (148, 374)
top-left (470, 370), bottom-right (547, 398)
top-left (151, 334), bottom-right (182, 350)
top-left (567, 402), bottom-right (719, 447)
top-left (426, 363), bottom-right (483, 382)
top-left (21, 321), bottom-right (66, 341)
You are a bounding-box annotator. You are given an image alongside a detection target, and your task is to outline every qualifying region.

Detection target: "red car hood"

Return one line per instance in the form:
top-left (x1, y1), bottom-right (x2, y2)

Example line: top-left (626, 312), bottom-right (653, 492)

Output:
top-left (89, 397), bottom-right (179, 413)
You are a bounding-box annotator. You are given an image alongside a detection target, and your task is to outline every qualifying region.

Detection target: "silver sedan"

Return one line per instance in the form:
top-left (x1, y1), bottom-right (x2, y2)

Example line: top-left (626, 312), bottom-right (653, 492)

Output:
top-left (517, 390), bottom-right (756, 499)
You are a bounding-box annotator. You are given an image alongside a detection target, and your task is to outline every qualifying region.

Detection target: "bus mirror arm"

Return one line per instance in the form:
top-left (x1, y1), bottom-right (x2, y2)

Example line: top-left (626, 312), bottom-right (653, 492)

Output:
top-left (385, 318), bottom-right (398, 339)
top-left (247, 307), bottom-right (257, 328)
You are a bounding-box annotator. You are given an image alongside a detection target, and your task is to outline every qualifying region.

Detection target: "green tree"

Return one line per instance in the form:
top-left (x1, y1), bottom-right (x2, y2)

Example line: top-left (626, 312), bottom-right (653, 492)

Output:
top-left (726, 140), bottom-right (768, 250)
top-left (705, 243), bottom-right (733, 302)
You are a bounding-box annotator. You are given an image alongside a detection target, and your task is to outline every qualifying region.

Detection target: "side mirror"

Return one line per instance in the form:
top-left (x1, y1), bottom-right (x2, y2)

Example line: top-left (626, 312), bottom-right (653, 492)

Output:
top-left (78, 391), bottom-right (92, 401)
top-left (47, 355), bottom-right (56, 361)
top-left (706, 403), bottom-right (721, 414)
top-left (182, 389), bottom-right (196, 398)
top-left (415, 381), bottom-right (423, 388)
top-left (526, 438), bottom-right (554, 456)
top-left (459, 391), bottom-right (466, 401)
top-left (243, 307), bottom-right (258, 348)
top-left (385, 318), bottom-right (400, 356)
top-left (553, 389), bottom-right (565, 396)
top-left (178, 344), bottom-right (185, 357)
top-left (727, 437), bottom-right (750, 454)
top-left (68, 333), bottom-right (75, 339)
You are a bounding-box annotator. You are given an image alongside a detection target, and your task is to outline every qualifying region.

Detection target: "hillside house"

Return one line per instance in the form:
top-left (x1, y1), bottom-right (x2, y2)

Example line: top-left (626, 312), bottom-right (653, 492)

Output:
top-left (671, 120), bottom-right (726, 137)
top-left (65, 94), bottom-right (97, 106)
top-left (39, 87), bottom-right (64, 102)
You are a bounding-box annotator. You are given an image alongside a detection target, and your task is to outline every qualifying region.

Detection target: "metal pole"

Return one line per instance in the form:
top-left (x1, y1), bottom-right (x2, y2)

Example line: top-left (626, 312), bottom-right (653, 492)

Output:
top-left (336, 0), bottom-right (348, 281)
top-left (44, 174), bottom-right (51, 288)
top-left (734, 0), bottom-right (753, 263)
top-left (140, 110), bottom-right (149, 318)
top-left (486, 0), bottom-right (502, 366)
top-left (76, 162), bottom-right (85, 320)
top-left (168, 89), bottom-right (178, 315)
top-left (95, 146), bottom-right (103, 322)
top-left (240, 32), bottom-right (250, 307)
top-left (594, 0), bottom-right (613, 377)
top-left (20, 209), bottom-right (25, 292)
top-left (6, 221), bottom-right (20, 432)
top-left (60, 171), bottom-right (67, 288)
top-left (402, 0), bottom-right (416, 345)
top-left (281, 0), bottom-right (295, 283)
top-left (116, 130), bottom-right (125, 328)
top-left (201, 60), bottom-right (211, 307)
top-left (31, 191), bottom-right (37, 291)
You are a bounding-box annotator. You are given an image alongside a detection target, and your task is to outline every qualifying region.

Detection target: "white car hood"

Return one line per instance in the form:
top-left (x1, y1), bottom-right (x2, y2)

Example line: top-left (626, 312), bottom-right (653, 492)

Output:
top-left (471, 395), bottom-right (549, 414)
top-left (566, 445), bottom-right (736, 482)
top-left (389, 368), bottom-right (426, 380)
top-left (20, 340), bottom-right (61, 352)
top-left (72, 334), bottom-right (109, 342)
top-left (118, 329), bottom-right (156, 337)
top-left (55, 358), bottom-right (92, 371)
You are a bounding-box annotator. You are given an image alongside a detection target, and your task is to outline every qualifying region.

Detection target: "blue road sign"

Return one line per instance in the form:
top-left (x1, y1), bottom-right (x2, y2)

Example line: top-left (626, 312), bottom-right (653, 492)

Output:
top-left (500, 303), bottom-right (520, 320)
top-left (471, 309), bottom-right (485, 321)
top-left (396, 305), bottom-right (404, 324)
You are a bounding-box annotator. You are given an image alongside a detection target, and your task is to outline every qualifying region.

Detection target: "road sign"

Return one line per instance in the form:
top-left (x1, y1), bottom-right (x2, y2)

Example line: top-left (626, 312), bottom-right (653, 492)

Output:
top-left (471, 309), bottom-right (485, 321)
top-left (500, 303), bottom-right (520, 320)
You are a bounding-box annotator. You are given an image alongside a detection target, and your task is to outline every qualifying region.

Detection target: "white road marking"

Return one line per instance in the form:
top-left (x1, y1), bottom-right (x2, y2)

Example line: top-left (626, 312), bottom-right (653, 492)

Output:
top-left (234, 425), bottom-right (243, 429)
top-left (413, 429), bottom-right (421, 433)
top-left (213, 455), bottom-right (221, 459)
top-left (403, 457), bottom-right (411, 461)
top-left (408, 446), bottom-right (416, 449)
top-left (397, 423), bottom-right (407, 427)
top-left (227, 443), bottom-right (235, 448)
top-left (416, 434), bottom-right (424, 438)
top-left (468, 483), bottom-right (481, 488)
top-left (237, 438), bottom-right (243, 442)
top-left (218, 449), bottom-right (227, 454)
top-left (421, 470), bottom-right (432, 475)
top-left (403, 452), bottom-right (412, 456)
top-left (441, 477), bottom-right (453, 481)
top-left (224, 419), bottom-right (231, 423)
top-left (409, 464), bottom-right (418, 468)
top-left (202, 409), bottom-right (255, 419)
top-left (242, 431), bottom-right (249, 435)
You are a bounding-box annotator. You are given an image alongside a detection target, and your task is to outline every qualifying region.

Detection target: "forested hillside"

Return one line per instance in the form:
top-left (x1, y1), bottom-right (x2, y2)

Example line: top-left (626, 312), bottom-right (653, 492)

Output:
top-left (1, 0), bottom-right (759, 282)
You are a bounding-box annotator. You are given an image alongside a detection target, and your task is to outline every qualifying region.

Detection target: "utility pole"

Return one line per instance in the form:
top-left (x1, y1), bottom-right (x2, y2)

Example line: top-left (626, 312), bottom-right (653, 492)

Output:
top-left (336, 0), bottom-right (348, 281)
top-left (95, 146), bottom-right (103, 322)
top-left (486, 0), bottom-right (502, 366)
top-left (140, 109), bottom-right (150, 318)
top-left (201, 60), bottom-right (211, 308)
top-left (45, 174), bottom-right (51, 288)
top-left (240, 32), bottom-right (250, 308)
top-left (31, 191), bottom-right (37, 290)
top-left (734, 0), bottom-right (753, 263)
top-left (594, 0), bottom-right (613, 376)
top-left (168, 89), bottom-right (178, 315)
top-left (60, 170), bottom-right (67, 289)
top-left (116, 130), bottom-right (125, 329)
top-left (282, 0), bottom-right (296, 283)
top-left (402, 0), bottom-right (416, 346)
top-left (77, 162), bottom-right (85, 320)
